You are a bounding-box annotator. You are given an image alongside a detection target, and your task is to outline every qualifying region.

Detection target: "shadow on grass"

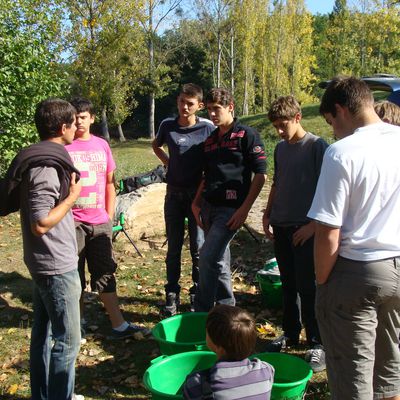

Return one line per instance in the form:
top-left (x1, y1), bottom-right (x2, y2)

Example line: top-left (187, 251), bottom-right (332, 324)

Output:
top-left (75, 339), bottom-right (156, 399)
top-left (0, 271), bottom-right (33, 329)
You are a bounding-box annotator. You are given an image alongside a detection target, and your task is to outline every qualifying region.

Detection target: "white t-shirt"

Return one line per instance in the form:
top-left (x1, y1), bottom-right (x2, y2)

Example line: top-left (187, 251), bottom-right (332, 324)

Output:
top-left (308, 122), bottom-right (400, 261)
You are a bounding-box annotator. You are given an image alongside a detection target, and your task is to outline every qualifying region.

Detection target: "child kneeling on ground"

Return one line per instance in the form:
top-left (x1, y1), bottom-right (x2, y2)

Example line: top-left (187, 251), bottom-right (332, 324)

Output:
top-left (183, 305), bottom-right (274, 399)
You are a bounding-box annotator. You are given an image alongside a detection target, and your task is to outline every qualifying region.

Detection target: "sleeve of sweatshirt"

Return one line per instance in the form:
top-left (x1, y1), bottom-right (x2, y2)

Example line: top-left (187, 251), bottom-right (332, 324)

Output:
top-left (244, 127), bottom-right (267, 174)
top-left (28, 166), bottom-right (60, 223)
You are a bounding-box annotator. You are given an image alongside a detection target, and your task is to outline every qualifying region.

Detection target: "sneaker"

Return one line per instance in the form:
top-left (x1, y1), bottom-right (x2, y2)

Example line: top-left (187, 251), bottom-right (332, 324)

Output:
top-left (161, 292), bottom-right (180, 317)
top-left (265, 335), bottom-right (299, 353)
top-left (72, 394), bottom-right (85, 400)
top-left (305, 346), bottom-right (326, 372)
top-left (111, 323), bottom-right (151, 339)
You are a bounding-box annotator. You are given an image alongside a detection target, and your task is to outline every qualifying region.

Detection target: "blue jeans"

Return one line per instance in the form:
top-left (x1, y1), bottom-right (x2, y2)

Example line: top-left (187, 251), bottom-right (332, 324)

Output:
top-left (164, 186), bottom-right (204, 295)
top-left (194, 201), bottom-right (237, 312)
top-left (30, 269), bottom-right (81, 400)
top-left (272, 225), bottom-right (321, 346)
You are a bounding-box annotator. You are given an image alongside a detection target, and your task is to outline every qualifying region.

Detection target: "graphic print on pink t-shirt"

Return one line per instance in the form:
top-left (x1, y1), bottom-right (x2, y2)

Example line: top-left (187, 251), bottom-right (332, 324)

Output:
top-left (66, 134), bottom-right (116, 224)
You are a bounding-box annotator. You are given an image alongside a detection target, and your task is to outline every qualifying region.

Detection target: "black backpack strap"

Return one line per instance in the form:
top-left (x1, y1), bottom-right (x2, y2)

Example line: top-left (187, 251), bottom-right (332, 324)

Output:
top-left (200, 369), bottom-right (215, 399)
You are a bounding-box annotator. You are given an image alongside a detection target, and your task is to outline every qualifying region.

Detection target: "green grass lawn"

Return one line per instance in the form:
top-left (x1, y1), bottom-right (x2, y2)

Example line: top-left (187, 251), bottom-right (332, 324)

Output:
top-left (0, 104), bottom-right (331, 399)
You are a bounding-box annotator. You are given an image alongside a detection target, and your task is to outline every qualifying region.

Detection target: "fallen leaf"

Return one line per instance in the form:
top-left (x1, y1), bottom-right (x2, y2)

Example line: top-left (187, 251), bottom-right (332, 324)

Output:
top-left (8, 384), bottom-right (18, 395)
top-left (257, 322), bottom-right (276, 336)
top-left (88, 348), bottom-right (101, 357)
top-left (99, 355), bottom-right (114, 362)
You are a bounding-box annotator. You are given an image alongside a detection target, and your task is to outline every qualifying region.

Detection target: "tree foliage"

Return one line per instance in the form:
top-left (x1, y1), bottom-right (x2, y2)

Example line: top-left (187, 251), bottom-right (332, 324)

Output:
top-left (0, 0), bottom-right (68, 174)
top-left (2, 0), bottom-right (400, 154)
top-left (65, 0), bottom-right (147, 140)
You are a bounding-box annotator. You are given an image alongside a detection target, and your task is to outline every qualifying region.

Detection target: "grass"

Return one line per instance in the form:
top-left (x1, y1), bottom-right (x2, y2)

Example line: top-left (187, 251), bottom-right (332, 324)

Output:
top-left (0, 103), bottom-right (331, 399)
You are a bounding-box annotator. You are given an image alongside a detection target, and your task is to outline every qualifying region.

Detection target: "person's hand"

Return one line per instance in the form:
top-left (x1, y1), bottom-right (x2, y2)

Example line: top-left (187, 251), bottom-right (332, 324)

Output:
top-left (191, 202), bottom-right (204, 230)
top-left (226, 207), bottom-right (248, 231)
top-left (262, 214), bottom-right (274, 241)
top-left (293, 223), bottom-right (314, 246)
top-left (69, 172), bottom-right (81, 202)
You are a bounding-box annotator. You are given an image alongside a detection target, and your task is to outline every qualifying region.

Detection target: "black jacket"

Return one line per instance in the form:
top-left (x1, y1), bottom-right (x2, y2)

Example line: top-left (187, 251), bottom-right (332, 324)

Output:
top-left (0, 141), bottom-right (80, 216)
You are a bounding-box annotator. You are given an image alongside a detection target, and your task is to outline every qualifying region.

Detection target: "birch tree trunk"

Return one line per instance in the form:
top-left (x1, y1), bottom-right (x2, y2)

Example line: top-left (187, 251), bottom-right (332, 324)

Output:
top-left (117, 124), bottom-right (126, 142)
top-left (101, 106), bottom-right (111, 142)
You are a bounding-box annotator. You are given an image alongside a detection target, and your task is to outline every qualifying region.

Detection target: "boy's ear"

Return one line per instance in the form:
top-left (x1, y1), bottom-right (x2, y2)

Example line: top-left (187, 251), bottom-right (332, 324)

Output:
top-left (228, 102), bottom-right (234, 112)
top-left (60, 123), bottom-right (67, 136)
top-left (198, 102), bottom-right (204, 110)
top-left (294, 112), bottom-right (301, 123)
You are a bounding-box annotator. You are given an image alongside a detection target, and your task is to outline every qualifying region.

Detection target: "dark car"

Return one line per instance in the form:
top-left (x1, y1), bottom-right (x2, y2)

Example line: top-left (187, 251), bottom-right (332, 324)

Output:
top-left (319, 74), bottom-right (400, 105)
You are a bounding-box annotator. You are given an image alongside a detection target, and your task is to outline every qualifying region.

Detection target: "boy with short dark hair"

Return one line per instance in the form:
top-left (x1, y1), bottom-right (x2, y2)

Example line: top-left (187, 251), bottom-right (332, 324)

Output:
top-left (192, 88), bottom-right (267, 312)
top-left (374, 100), bottom-right (400, 126)
top-left (183, 305), bottom-right (274, 399)
top-left (262, 95), bottom-right (328, 372)
top-left (2, 98), bottom-right (83, 399)
top-left (66, 97), bottom-right (150, 339)
top-left (152, 83), bottom-right (214, 316)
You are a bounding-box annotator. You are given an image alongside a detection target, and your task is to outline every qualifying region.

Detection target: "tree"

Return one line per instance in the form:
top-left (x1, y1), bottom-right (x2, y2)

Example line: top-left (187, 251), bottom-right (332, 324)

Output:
top-left (140, 0), bottom-right (184, 138)
top-left (197, 0), bottom-right (233, 88)
top-left (65, 0), bottom-right (146, 141)
top-left (0, 0), bottom-right (68, 174)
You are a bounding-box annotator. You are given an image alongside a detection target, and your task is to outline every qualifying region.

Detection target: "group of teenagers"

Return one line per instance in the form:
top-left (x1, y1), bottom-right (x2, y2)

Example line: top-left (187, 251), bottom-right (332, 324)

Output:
top-left (1, 76), bottom-right (400, 400)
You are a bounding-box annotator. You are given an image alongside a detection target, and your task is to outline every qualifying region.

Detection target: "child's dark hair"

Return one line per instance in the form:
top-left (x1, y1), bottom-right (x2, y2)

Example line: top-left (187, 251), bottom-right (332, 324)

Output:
top-left (180, 83), bottom-right (204, 102)
top-left (206, 305), bottom-right (256, 361)
top-left (268, 95), bottom-right (301, 122)
top-left (70, 97), bottom-right (95, 115)
top-left (374, 100), bottom-right (400, 126)
top-left (34, 98), bottom-right (76, 140)
top-left (205, 88), bottom-right (234, 106)
top-left (320, 76), bottom-right (374, 117)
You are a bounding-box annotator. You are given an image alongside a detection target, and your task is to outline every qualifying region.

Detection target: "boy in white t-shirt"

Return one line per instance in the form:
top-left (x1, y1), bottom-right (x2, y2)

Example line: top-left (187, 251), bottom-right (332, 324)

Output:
top-left (308, 77), bottom-right (400, 399)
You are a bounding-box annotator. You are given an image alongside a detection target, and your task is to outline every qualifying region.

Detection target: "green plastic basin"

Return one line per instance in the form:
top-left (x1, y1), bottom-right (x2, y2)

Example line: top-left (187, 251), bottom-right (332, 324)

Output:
top-left (256, 272), bottom-right (283, 309)
top-left (252, 352), bottom-right (313, 399)
top-left (143, 351), bottom-right (217, 399)
top-left (152, 312), bottom-right (208, 355)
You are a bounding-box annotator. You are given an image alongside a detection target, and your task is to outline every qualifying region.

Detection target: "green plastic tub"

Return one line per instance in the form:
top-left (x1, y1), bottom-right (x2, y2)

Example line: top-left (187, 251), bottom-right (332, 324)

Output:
top-left (256, 259), bottom-right (282, 309)
top-left (152, 312), bottom-right (208, 355)
top-left (144, 350), bottom-right (312, 400)
top-left (252, 352), bottom-right (313, 400)
top-left (143, 351), bottom-right (217, 399)
top-left (256, 272), bottom-right (283, 309)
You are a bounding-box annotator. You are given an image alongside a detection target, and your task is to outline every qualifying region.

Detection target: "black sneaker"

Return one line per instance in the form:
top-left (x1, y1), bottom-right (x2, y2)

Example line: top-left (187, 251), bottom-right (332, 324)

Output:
top-left (305, 345), bottom-right (326, 372)
top-left (265, 335), bottom-right (299, 352)
top-left (111, 323), bottom-right (151, 340)
top-left (161, 292), bottom-right (180, 317)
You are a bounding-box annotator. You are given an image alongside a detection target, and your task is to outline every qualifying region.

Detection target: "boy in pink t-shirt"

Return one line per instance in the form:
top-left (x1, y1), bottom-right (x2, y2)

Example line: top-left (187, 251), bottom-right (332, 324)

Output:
top-left (66, 98), bottom-right (150, 339)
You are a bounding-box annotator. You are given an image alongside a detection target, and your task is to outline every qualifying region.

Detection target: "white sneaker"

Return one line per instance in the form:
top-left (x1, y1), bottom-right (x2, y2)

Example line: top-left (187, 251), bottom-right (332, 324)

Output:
top-left (72, 394), bottom-right (84, 400)
top-left (305, 346), bottom-right (326, 372)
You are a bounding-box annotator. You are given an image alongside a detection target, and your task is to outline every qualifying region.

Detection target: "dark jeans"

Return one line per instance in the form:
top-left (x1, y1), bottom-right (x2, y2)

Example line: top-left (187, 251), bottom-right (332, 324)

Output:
top-left (194, 201), bottom-right (237, 312)
top-left (164, 186), bottom-right (204, 295)
top-left (272, 225), bottom-right (321, 346)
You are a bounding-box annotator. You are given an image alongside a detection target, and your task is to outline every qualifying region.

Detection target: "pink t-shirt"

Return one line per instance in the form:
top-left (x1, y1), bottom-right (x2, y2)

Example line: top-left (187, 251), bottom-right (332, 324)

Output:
top-left (66, 134), bottom-right (116, 224)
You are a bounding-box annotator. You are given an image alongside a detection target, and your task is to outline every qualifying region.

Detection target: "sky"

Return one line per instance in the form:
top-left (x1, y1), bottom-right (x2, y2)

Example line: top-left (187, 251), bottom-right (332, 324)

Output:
top-left (305, 0), bottom-right (335, 14)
